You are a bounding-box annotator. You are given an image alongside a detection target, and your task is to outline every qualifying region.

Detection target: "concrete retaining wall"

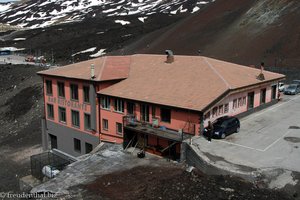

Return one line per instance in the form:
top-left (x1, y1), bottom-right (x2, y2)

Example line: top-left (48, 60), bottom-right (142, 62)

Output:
top-left (184, 142), bottom-right (259, 182)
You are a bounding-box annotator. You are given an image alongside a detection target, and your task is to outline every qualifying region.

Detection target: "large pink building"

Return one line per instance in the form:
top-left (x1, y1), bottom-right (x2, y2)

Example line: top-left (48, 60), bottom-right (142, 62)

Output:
top-left (38, 54), bottom-right (285, 159)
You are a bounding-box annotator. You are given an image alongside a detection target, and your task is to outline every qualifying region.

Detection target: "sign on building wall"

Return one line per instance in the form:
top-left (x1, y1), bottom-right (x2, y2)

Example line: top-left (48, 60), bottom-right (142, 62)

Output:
top-left (48, 96), bottom-right (88, 111)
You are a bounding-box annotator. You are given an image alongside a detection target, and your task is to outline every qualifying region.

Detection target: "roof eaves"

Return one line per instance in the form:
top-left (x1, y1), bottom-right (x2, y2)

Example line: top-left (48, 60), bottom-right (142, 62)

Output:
top-left (97, 93), bottom-right (203, 113)
top-left (201, 89), bottom-right (231, 114)
top-left (202, 76), bottom-right (285, 114)
top-left (232, 76), bottom-right (286, 91)
top-left (35, 73), bottom-right (100, 82)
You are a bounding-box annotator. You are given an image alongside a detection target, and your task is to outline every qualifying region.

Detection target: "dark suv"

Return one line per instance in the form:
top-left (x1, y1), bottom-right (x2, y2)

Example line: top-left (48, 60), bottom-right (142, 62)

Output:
top-left (204, 116), bottom-right (240, 139)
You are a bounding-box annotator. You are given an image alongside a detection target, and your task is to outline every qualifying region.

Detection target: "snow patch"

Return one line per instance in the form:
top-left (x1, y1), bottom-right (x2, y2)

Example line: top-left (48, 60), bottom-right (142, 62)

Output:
top-left (0, 0), bottom-right (214, 29)
top-left (115, 20), bottom-right (130, 25)
top-left (192, 6), bottom-right (200, 13)
top-left (197, 1), bottom-right (209, 5)
top-left (0, 47), bottom-right (25, 51)
top-left (38, 1), bottom-right (52, 7)
top-left (138, 17), bottom-right (148, 23)
top-left (13, 38), bottom-right (26, 41)
top-left (72, 47), bottom-right (97, 56)
top-left (103, 6), bottom-right (121, 13)
top-left (122, 34), bottom-right (132, 37)
top-left (0, 3), bottom-right (11, 12)
top-left (180, 8), bottom-right (188, 13)
top-left (90, 49), bottom-right (106, 58)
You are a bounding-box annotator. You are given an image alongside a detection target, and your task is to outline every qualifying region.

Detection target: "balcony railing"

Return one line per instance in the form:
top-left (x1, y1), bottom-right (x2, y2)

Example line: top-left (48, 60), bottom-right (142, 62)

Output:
top-left (123, 115), bottom-right (194, 142)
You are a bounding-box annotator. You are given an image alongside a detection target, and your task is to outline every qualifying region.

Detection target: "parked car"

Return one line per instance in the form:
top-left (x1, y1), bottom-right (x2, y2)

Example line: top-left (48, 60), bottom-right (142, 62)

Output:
top-left (292, 80), bottom-right (300, 86)
top-left (278, 82), bottom-right (285, 92)
top-left (204, 116), bottom-right (240, 139)
top-left (284, 84), bottom-right (300, 95)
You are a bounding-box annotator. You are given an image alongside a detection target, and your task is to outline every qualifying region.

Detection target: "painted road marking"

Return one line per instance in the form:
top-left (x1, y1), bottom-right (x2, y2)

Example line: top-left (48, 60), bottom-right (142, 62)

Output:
top-left (263, 129), bottom-right (293, 151)
top-left (215, 129), bottom-right (293, 152)
top-left (216, 139), bottom-right (265, 152)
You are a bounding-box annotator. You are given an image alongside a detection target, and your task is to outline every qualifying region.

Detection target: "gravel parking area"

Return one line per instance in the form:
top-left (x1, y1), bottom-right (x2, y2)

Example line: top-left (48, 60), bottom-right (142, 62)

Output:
top-left (193, 94), bottom-right (300, 172)
top-left (190, 94), bottom-right (300, 195)
top-left (210, 94), bottom-right (300, 171)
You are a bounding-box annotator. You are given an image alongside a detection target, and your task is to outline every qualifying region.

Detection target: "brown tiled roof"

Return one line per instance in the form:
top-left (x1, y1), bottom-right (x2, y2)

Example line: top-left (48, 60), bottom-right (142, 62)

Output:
top-left (37, 56), bottom-right (130, 81)
top-left (99, 54), bottom-right (285, 112)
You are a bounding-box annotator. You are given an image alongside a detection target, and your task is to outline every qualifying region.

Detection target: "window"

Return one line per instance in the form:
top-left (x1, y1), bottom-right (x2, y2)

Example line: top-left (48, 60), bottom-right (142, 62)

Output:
top-left (243, 97), bottom-right (246, 105)
top-left (212, 107), bottom-right (218, 117)
top-left (233, 99), bottom-right (238, 109)
top-left (160, 108), bottom-right (171, 123)
top-left (238, 98), bottom-right (242, 107)
top-left (70, 84), bottom-right (78, 100)
top-left (59, 107), bottom-right (66, 123)
top-left (271, 85), bottom-right (277, 100)
top-left (260, 88), bottom-right (266, 104)
top-left (85, 142), bottom-right (93, 154)
top-left (83, 86), bottom-right (90, 103)
top-left (49, 134), bottom-right (57, 149)
top-left (84, 113), bottom-right (91, 130)
top-left (46, 80), bottom-right (52, 95)
top-left (101, 97), bottom-right (110, 109)
top-left (248, 92), bottom-right (255, 109)
top-left (204, 111), bottom-right (210, 120)
top-left (103, 119), bottom-right (108, 130)
top-left (74, 138), bottom-right (81, 153)
top-left (218, 105), bottom-right (223, 115)
top-left (57, 82), bottom-right (65, 98)
top-left (141, 104), bottom-right (149, 122)
top-left (47, 104), bottom-right (54, 119)
top-left (116, 122), bottom-right (123, 135)
top-left (71, 110), bottom-right (80, 127)
top-left (114, 99), bottom-right (124, 112)
top-left (224, 103), bottom-right (229, 113)
top-left (152, 106), bottom-right (156, 118)
top-left (127, 102), bottom-right (135, 115)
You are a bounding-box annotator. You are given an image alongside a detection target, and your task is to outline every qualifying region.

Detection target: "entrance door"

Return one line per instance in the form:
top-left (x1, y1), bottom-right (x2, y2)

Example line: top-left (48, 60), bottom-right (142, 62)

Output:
top-left (271, 85), bottom-right (277, 100)
top-left (49, 134), bottom-right (57, 149)
top-left (247, 92), bottom-right (255, 110)
top-left (140, 104), bottom-right (149, 122)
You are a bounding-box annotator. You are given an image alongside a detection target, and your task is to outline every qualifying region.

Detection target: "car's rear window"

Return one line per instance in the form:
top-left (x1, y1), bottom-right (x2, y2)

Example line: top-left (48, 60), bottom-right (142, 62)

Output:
top-left (214, 119), bottom-right (229, 128)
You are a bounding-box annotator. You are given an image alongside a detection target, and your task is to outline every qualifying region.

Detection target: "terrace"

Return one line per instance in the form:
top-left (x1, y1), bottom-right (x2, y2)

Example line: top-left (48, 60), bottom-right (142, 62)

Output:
top-left (123, 115), bottom-right (193, 143)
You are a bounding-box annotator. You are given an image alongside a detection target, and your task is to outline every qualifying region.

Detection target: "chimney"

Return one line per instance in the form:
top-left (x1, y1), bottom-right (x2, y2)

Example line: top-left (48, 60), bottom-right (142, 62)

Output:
top-left (257, 62), bottom-right (265, 81)
top-left (91, 64), bottom-right (95, 79)
top-left (260, 62), bottom-right (264, 73)
top-left (165, 50), bottom-right (174, 63)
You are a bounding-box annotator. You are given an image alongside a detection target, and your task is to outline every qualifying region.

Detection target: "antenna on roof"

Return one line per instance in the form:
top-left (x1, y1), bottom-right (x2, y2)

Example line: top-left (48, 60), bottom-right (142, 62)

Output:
top-left (91, 64), bottom-right (95, 79)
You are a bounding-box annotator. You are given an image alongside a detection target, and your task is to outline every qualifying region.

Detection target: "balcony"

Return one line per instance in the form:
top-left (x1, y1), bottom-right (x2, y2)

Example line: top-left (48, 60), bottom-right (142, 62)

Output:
top-left (123, 115), bottom-right (193, 142)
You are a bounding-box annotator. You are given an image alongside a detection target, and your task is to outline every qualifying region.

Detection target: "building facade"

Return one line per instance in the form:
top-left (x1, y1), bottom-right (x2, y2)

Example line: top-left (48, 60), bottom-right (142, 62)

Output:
top-left (38, 54), bottom-right (285, 158)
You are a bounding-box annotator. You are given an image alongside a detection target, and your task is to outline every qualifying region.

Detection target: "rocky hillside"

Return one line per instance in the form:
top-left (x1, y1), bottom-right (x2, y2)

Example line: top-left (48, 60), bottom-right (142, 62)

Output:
top-left (0, 64), bottom-right (44, 192)
top-left (0, 0), bottom-right (212, 29)
top-left (121, 0), bottom-right (300, 68)
top-left (0, 0), bottom-right (214, 64)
